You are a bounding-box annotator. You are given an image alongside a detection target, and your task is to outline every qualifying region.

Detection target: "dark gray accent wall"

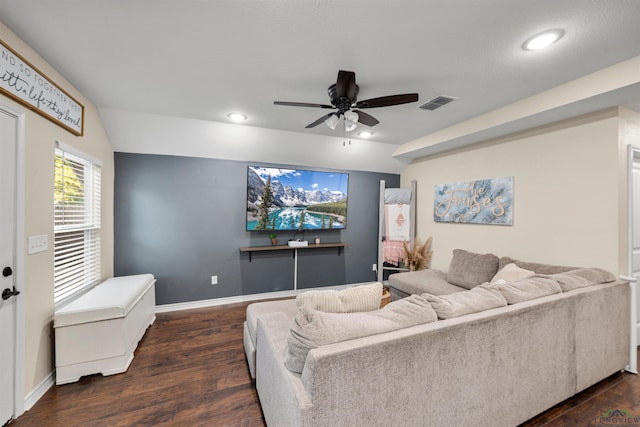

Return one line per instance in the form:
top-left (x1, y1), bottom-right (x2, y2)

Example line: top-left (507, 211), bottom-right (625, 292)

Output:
top-left (114, 153), bottom-right (399, 305)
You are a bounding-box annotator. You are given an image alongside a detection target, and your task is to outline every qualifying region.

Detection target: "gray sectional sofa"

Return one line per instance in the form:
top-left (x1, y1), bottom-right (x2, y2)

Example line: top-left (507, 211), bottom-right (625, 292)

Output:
top-left (245, 250), bottom-right (630, 426)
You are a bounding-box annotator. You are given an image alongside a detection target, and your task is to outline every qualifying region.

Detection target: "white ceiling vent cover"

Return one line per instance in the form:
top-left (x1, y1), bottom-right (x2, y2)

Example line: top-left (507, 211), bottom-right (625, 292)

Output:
top-left (418, 95), bottom-right (457, 111)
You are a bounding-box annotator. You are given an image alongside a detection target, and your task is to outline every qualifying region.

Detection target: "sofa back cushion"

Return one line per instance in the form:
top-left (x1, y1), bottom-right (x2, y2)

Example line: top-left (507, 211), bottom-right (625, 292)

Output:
top-left (295, 282), bottom-right (382, 313)
top-left (488, 276), bottom-right (562, 304)
top-left (446, 249), bottom-right (499, 289)
top-left (549, 268), bottom-right (616, 292)
top-left (498, 257), bottom-right (577, 275)
top-left (423, 286), bottom-right (507, 319)
top-left (285, 294), bottom-right (437, 374)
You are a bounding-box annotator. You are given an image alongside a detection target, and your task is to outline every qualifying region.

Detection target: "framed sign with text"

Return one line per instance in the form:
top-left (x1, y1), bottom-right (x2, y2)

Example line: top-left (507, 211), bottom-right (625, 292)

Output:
top-left (434, 176), bottom-right (514, 225)
top-left (0, 39), bottom-right (84, 136)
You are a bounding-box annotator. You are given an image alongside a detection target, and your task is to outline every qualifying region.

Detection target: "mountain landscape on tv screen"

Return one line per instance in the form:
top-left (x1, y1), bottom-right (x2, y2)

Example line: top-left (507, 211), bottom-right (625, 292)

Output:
top-left (246, 167), bottom-right (348, 231)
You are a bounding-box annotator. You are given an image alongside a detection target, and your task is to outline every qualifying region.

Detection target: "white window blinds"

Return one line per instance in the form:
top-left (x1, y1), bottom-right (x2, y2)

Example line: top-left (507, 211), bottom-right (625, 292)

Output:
top-left (54, 145), bottom-right (101, 304)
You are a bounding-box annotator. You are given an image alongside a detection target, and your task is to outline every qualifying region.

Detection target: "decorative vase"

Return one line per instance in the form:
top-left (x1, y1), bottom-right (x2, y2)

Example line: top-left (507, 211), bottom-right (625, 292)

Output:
top-left (271, 238), bottom-right (277, 245)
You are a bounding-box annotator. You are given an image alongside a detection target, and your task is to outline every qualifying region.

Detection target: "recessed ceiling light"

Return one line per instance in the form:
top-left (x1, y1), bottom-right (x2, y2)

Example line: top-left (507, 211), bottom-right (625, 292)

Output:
top-left (522, 29), bottom-right (564, 51)
top-left (357, 131), bottom-right (374, 138)
top-left (227, 112), bottom-right (247, 122)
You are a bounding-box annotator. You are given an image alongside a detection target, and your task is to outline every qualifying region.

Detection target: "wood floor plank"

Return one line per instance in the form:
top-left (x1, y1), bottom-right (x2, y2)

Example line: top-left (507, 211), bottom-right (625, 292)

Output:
top-left (9, 301), bottom-right (639, 426)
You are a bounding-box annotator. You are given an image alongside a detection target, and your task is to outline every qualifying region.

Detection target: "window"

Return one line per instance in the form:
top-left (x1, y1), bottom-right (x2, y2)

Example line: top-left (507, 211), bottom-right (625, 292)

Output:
top-left (54, 143), bottom-right (101, 304)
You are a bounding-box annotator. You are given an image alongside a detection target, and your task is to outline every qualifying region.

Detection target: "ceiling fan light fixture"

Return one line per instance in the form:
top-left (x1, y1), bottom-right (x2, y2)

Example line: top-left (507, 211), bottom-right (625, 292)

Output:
top-left (357, 131), bottom-right (373, 138)
top-left (343, 110), bottom-right (359, 132)
top-left (344, 121), bottom-right (357, 132)
top-left (344, 110), bottom-right (359, 123)
top-left (522, 29), bottom-right (564, 51)
top-left (325, 114), bottom-right (340, 130)
top-left (227, 112), bottom-right (247, 122)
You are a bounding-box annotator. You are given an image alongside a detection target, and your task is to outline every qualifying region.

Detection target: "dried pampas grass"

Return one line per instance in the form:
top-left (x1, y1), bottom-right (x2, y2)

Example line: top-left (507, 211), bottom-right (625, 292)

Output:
top-left (403, 236), bottom-right (433, 271)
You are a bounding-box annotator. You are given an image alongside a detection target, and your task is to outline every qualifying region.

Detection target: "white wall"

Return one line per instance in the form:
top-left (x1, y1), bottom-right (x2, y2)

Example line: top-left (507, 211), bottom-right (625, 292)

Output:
top-left (402, 109), bottom-right (624, 273)
top-left (0, 21), bottom-right (114, 402)
top-left (99, 108), bottom-right (408, 174)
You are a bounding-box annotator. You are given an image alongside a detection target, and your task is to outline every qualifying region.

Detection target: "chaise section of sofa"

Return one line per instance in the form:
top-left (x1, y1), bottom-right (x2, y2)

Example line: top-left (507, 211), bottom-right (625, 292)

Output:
top-left (244, 282), bottom-right (382, 379)
top-left (244, 299), bottom-right (298, 379)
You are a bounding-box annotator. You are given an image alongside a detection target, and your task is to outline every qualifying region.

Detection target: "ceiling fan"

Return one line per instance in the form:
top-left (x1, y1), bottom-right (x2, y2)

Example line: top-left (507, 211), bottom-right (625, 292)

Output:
top-left (274, 70), bottom-right (419, 131)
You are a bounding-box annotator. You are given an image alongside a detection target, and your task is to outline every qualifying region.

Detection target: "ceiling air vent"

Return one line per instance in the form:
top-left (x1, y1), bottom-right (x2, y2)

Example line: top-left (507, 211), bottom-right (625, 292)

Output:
top-left (418, 95), bottom-right (456, 111)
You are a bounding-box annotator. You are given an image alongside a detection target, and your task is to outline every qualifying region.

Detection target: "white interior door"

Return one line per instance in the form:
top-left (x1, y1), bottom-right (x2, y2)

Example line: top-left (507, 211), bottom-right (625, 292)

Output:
top-left (0, 109), bottom-right (18, 425)
top-left (632, 148), bottom-right (640, 344)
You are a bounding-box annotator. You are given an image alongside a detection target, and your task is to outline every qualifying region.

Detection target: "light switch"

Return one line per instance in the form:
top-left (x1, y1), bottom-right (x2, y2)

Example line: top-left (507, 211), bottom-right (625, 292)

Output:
top-left (28, 235), bottom-right (48, 254)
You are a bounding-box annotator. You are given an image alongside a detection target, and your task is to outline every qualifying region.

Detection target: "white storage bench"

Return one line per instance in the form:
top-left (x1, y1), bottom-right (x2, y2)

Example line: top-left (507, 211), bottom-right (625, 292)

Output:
top-left (54, 274), bottom-right (156, 385)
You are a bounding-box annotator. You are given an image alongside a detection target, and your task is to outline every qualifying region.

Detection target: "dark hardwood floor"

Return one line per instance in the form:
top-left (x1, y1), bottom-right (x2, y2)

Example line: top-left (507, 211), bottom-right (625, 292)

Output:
top-left (9, 301), bottom-right (640, 426)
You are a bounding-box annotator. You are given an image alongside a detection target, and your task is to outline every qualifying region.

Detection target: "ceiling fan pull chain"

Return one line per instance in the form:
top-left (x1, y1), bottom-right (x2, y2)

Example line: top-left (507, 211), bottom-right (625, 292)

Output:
top-left (342, 128), bottom-right (352, 147)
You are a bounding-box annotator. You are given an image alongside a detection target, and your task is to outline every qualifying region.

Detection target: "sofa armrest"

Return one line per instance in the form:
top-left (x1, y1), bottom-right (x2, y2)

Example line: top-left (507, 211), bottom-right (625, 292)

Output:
top-left (255, 312), bottom-right (313, 427)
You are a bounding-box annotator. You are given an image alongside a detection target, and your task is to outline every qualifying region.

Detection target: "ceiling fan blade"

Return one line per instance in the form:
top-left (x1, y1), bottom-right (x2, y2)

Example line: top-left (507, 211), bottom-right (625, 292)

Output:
top-left (274, 101), bottom-right (334, 109)
top-left (352, 110), bottom-right (379, 127)
top-left (336, 70), bottom-right (357, 100)
top-left (354, 93), bottom-right (419, 108)
top-left (305, 113), bottom-right (336, 128)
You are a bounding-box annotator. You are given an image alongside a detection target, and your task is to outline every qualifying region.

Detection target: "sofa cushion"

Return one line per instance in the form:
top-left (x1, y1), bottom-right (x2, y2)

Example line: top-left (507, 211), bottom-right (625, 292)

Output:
top-left (295, 282), bottom-right (382, 313)
top-left (490, 263), bottom-right (535, 285)
top-left (389, 269), bottom-right (466, 296)
top-left (498, 257), bottom-right (577, 275)
top-left (550, 268), bottom-right (616, 292)
top-left (423, 286), bottom-right (507, 320)
top-left (285, 294), bottom-right (437, 374)
top-left (446, 249), bottom-right (499, 289)
top-left (488, 276), bottom-right (562, 304)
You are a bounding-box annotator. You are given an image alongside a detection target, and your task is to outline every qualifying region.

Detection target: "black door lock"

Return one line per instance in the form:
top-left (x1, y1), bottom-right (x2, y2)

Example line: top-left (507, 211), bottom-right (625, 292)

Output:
top-left (2, 266), bottom-right (12, 277)
top-left (2, 286), bottom-right (19, 301)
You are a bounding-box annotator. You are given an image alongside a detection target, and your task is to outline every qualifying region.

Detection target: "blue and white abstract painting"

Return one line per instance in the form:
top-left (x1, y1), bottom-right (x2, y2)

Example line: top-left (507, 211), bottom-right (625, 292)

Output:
top-left (433, 176), bottom-right (514, 225)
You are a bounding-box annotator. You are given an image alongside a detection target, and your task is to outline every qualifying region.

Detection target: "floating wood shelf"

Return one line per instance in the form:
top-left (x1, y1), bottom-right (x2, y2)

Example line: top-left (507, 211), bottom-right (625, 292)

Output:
top-left (240, 242), bottom-right (350, 262)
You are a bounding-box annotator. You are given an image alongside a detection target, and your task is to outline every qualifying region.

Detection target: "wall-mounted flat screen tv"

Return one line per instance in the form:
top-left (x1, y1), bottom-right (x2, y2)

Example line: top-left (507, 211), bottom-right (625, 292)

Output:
top-left (246, 166), bottom-right (349, 231)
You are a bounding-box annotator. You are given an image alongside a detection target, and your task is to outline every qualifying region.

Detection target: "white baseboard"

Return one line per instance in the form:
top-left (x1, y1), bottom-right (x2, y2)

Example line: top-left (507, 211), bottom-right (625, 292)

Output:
top-left (154, 282), bottom-right (376, 313)
top-left (24, 370), bottom-right (55, 411)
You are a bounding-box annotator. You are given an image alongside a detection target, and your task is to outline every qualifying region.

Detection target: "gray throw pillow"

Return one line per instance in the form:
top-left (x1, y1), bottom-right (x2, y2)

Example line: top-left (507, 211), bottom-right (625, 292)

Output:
top-left (285, 294), bottom-right (438, 374)
top-left (446, 249), bottom-right (499, 289)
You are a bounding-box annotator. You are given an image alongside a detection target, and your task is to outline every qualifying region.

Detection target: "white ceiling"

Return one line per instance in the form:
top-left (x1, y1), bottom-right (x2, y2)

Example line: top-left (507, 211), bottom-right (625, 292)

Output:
top-left (1, 0), bottom-right (639, 157)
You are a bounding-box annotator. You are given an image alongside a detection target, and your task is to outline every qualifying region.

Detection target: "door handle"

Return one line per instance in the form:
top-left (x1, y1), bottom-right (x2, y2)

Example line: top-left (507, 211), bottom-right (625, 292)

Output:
top-left (2, 286), bottom-right (19, 300)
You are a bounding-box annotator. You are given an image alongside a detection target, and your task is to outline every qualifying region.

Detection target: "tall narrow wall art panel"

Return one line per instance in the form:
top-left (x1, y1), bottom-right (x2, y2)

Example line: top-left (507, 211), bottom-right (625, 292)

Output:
top-left (434, 176), bottom-right (514, 225)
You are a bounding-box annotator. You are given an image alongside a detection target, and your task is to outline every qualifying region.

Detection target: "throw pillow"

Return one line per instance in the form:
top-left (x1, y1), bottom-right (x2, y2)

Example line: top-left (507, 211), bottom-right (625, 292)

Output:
top-left (487, 276), bottom-right (562, 304)
top-left (423, 286), bottom-right (507, 320)
top-left (446, 249), bottom-right (499, 289)
top-left (295, 282), bottom-right (382, 313)
top-left (490, 263), bottom-right (535, 285)
top-left (285, 294), bottom-right (438, 374)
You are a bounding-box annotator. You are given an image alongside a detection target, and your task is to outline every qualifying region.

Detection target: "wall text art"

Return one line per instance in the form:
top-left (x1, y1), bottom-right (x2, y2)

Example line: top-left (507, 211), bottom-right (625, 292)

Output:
top-left (0, 39), bottom-right (83, 136)
top-left (434, 176), bottom-right (513, 225)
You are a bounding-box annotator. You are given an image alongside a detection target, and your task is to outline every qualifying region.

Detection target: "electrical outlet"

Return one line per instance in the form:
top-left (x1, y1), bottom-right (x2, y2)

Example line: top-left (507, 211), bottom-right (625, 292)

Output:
top-left (211, 275), bottom-right (218, 285)
top-left (372, 263), bottom-right (377, 272)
